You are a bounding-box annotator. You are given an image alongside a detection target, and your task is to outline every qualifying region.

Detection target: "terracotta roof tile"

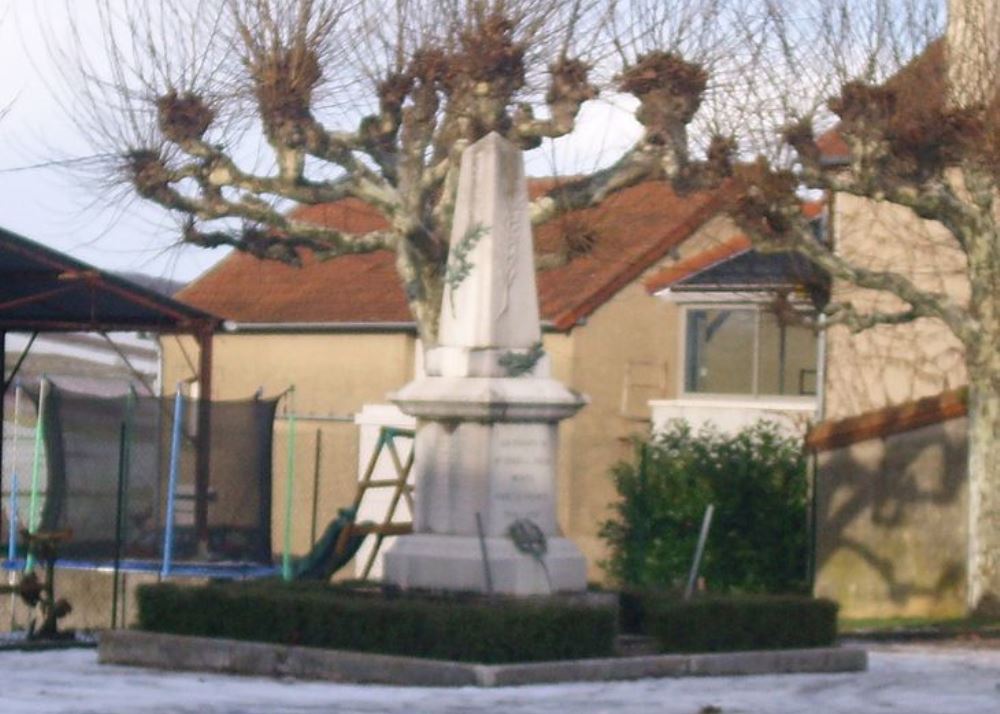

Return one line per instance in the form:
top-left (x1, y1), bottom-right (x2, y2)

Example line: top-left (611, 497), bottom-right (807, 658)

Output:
top-left (802, 200), bottom-right (825, 220)
top-left (644, 235), bottom-right (752, 294)
top-left (290, 197), bottom-right (390, 233)
top-left (179, 181), bottom-right (732, 330)
top-left (817, 129), bottom-right (850, 163)
top-left (806, 387), bottom-right (967, 452)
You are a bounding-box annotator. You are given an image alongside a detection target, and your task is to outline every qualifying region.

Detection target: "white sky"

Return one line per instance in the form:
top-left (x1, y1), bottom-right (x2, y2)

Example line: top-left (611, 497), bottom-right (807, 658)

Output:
top-left (0, 1), bottom-right (642, 285)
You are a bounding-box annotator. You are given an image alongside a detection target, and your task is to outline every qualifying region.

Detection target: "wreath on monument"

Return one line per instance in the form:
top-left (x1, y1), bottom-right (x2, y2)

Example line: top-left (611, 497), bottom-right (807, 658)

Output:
top-left (507, 518), bottom-right (552, 592)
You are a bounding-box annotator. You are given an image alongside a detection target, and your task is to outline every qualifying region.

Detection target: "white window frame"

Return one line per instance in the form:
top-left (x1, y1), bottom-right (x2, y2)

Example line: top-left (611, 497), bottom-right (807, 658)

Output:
top-left (678, 302), bottom-right (817, 401)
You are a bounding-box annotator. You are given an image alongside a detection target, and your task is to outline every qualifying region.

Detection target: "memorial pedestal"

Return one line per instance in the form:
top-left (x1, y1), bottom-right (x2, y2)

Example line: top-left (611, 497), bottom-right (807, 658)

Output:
top-left (384, 534), bottom-right (586, 595)
top-left (383, 132), bottom-right (587, 596)
top-left (385, 377), bottom-right (587, 595)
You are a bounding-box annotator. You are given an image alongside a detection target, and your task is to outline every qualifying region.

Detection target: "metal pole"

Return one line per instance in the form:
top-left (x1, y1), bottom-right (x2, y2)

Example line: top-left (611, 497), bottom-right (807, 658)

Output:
top-left (120, 387), bottom-right (136, 623)
top-left (194, 328), bottom-right (213, 547)
top-left (161, 387), bottom-right (184, 579)
top-left (685, 504), bottom-right (715, 600)
top-left (7, 379), bottom-right (21, 629)
top-left (475, 512), bottom-right (493, 595)
top-left (281, 388), bottom-right (297, 581)
top-left (310, 429), bottom-right (322, 547)
top-left (1, 330), bottom-right (5, 550)
top-left (26, 378), bottom-right (48, 572)
top-left (111, 422), bottom-right (127, 629)
top-left (7, 379), bottom-right (21, 563)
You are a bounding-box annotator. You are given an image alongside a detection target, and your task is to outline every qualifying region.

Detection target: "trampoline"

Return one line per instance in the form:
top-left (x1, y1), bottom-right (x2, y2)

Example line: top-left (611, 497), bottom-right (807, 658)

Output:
top-left (2, 380), bottom-right (279, 579)
top-left (1, 558), bottom-right (276, 580)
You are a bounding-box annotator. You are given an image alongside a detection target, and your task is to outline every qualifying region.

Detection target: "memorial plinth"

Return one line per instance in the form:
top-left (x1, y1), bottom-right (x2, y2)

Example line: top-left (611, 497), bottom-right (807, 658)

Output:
top-left (384, 133), bottom-right (588, 595)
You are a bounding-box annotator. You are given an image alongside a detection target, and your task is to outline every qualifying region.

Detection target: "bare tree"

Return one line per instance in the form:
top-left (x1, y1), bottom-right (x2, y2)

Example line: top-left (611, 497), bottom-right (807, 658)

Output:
top-left (59, 0), bottom-right (999, 610)
top-left (52, 0), bottom-right (757, 342)
top-left (719, 0), bottom-right (1000, 614)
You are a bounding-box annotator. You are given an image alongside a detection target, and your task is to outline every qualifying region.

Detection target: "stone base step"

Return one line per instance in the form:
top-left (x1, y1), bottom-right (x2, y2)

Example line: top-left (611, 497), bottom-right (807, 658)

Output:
top-left (615, 634), bottom-right (659, 657)
top-left (99, 630), bottom-right (869, 687)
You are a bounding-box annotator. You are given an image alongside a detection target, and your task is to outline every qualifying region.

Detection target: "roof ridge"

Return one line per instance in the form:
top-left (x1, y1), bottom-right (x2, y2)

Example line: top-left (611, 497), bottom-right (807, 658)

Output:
top-left (177, 180), bottom-right (735, 326)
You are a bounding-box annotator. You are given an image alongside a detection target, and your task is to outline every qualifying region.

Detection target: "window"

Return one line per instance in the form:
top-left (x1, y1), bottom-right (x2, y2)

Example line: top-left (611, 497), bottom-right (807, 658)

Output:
top-left (683, 306), bottom-right (817, 397)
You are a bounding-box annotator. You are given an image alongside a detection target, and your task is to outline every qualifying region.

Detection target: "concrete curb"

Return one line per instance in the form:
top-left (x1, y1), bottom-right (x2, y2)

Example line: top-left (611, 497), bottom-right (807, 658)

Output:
top-left (1, 632), bottom-right (99, 652)
top-left (0, 639), bottom-right (97, 652)
top-left (99, 630), bottom-right (867, 687)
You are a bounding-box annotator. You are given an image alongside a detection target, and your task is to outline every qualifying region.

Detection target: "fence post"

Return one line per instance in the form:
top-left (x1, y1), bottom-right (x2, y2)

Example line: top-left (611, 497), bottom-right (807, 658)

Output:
top-left (685, 504), bottom-right (715, 600)
top-left (161, 387), bottom-right (184, 579)
top-left (282, 387), bottom-right (297, 581)
top-left (25, 377), bottom-right (48, 572)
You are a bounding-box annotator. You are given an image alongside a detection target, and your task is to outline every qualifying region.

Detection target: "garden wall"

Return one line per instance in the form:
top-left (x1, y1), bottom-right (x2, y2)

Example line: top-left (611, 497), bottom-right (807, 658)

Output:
top-left (809, 390), bottom-right (968, 618)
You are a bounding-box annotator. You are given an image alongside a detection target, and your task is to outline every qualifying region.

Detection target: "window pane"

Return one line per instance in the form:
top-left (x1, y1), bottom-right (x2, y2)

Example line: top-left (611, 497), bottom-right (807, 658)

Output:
top-left (684, 308), bottom-right (755, 394)
top-left (757, 312), bottom-right (818, 396)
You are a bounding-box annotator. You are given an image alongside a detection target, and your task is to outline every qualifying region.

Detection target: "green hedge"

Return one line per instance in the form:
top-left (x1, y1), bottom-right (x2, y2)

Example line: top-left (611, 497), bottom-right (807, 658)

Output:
top-left (601, 421), bottom-right (808, 593)
top-left (644, 595), bottom-right (838, 653)
top-left (136, 581), bottom-right (616, 664)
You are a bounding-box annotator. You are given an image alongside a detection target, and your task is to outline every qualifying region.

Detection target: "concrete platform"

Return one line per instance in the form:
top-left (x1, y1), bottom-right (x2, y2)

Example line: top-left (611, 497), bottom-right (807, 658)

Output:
top-left (98, 630), bottom-right (867, 687)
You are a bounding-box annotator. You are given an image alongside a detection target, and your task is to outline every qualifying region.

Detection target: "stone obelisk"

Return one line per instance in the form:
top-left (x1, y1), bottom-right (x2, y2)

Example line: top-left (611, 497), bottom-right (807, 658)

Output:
top-left (384, 132), bottom-right (588, 595)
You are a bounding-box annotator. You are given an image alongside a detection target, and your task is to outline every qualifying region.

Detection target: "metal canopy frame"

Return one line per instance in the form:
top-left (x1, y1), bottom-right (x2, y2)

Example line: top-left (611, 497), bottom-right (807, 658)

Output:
top-left (0, 225), bottom-right (221, 544)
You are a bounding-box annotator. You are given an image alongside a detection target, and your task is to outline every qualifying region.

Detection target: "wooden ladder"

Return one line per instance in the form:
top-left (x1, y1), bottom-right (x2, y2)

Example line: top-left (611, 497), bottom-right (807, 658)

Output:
top-left (335, 426), bottom-right (415, 579)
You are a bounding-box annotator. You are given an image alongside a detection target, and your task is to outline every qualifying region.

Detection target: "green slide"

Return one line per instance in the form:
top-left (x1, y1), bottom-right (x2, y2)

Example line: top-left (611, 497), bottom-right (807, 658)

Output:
top-left (291, 507), bottom-right (368, 580)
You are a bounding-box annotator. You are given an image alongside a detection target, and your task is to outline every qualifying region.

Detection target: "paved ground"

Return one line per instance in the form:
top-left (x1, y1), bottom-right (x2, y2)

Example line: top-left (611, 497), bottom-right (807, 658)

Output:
top-left (0, 643), bottom-right (997, 713)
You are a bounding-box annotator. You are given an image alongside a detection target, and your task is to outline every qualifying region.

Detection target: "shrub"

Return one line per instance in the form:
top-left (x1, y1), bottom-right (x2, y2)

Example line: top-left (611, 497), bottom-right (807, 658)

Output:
top-left (600, 420), bottom-right (808, 593)
top-left (645, 595), bottom-right (838, 652)
top-left (136, 581), bottom-right (616, 664)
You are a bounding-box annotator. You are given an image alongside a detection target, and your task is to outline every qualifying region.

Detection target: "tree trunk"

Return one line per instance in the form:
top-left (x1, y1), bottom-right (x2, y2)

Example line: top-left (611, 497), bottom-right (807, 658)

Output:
top-left (966, 368), bottom-right (1000, 614)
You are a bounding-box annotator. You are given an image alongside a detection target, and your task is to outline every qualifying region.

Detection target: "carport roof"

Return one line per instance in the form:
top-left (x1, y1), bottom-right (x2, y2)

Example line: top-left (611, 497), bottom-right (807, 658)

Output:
top-left (0, 226), bottom-right (218, 333)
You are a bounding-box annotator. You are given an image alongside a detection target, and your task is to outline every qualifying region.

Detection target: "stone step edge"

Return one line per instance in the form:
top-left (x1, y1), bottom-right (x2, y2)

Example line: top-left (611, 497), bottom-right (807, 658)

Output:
top-left (98, 630), bottom-right (867, 688)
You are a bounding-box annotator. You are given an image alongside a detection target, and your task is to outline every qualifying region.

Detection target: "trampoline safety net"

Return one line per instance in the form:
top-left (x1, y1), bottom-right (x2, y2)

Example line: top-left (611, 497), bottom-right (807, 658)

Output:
top-left (1, 383), bottom-right (277, 564)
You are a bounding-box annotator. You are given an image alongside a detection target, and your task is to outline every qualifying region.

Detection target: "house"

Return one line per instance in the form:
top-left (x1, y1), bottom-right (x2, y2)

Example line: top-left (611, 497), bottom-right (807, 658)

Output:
top-left (806, 2), bottom-right (994, 618)
top-left (165, 180), bottom-right (823, 580)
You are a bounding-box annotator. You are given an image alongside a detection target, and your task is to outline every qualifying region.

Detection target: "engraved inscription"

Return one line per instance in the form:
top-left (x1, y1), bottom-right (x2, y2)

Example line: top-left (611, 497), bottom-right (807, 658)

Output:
top-left (489, 425), bottom-right (556, 531)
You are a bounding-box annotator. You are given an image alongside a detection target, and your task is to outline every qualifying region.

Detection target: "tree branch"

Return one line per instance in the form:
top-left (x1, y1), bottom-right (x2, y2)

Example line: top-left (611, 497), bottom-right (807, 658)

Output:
top-left (511, 57), bottom-right (598, 148)
top-left (790, 229), bottom-right (974, 345)
top-left (182, 218), bottom-right (395, 264)
top-left (823, 301), bottom-right (923, 333)
top-left (146, 174), bottom-right (396, 264)
top-left (786, 120), bottom-right (978, 246)
top-left (528, 141), bottom-right (662, 224)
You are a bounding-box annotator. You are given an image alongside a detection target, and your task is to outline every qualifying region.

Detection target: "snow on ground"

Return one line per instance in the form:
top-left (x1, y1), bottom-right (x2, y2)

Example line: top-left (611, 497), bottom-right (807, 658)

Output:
top-left (0, 645), bottom-right (997, 714)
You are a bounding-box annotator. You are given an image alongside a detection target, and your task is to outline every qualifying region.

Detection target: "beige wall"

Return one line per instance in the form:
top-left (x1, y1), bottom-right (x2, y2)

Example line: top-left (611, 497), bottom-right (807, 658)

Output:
top-left (551, 215), bottom-right (740, 577)
top-left (817, 193), bottom-right (973, 617)
top-left (824, 193), bottom-right (969, 420)
top-left (556, 280), bottom-right (678, 577)
top-left (1, 569), bottom-right (210, 632)
top-left (814, 417), bottom-right (968, 618)
top-left (160, 332), bottom-right (417, 411)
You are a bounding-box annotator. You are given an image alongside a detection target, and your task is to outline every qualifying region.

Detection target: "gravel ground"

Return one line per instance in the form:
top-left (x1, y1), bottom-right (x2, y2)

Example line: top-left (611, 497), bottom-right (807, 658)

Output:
top-left (0, 643), bottom-right (997, 714)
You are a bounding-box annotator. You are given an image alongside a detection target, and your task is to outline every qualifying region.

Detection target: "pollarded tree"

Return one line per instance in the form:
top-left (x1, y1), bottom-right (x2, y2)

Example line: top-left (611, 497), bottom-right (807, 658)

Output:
top-left (722, 0), bottom-right (1000, 613)
top-left (62, 0), bottom-right (999, 610)
top-left (57, 0), bottom-right (749, 345)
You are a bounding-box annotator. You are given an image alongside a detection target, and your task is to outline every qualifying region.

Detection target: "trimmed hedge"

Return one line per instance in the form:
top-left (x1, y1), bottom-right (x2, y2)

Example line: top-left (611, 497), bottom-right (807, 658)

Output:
top-left (644, 594), bottom-right (839, 653)
top-left (136, 581), bottom-right (616, 664)
top-left (601, 421), bottom-right (808, 594)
